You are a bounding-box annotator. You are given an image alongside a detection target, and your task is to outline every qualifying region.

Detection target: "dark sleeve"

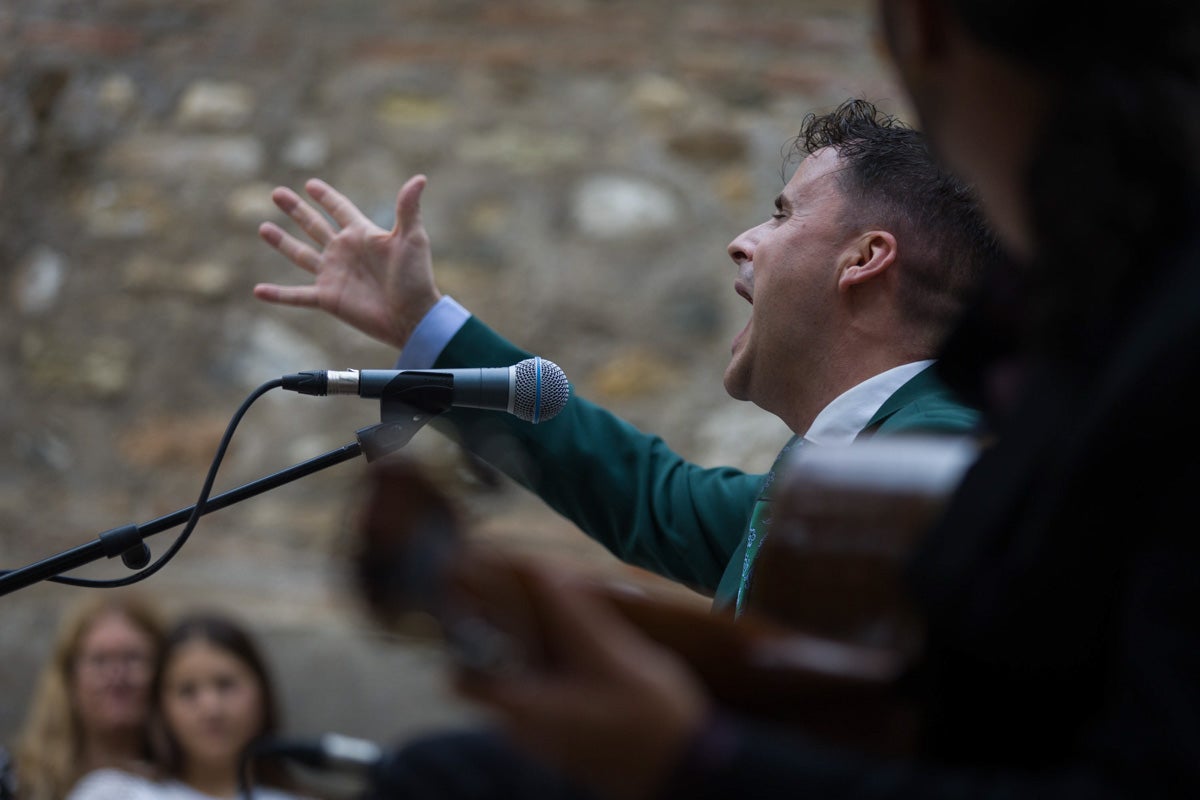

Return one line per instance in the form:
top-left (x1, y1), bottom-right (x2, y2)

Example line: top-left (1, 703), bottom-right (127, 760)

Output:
top-left (657, 514), bottom-right (1200, 800)
top-left (429, 316), bottom-right (761, 594)
top-left (0, 746), bottom-right (15, 800)
top-left (657, 712), bottom-right (1112, 800)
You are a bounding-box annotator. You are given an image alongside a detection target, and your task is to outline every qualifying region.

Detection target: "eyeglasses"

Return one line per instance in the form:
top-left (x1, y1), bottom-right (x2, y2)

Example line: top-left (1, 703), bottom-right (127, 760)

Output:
top-left (76, 651), bottom-right (154, 675)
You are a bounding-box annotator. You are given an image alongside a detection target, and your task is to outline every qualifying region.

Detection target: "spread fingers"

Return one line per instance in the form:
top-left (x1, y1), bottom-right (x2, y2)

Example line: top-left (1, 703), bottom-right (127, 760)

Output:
top-left (272, 185), bottom-right (337, 247)
top-left (258, 222), bottom-right (322, 274)
top-left (305, 178), bottom-right (369, 231)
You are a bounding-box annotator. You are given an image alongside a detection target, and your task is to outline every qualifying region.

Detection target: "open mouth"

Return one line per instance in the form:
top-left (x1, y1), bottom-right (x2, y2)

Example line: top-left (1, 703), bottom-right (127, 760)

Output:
top-left (734, 279), bottom-right (753, 304)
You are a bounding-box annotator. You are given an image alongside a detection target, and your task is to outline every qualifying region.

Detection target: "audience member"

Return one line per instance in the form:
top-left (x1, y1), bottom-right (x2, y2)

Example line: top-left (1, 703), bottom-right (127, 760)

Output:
top-left (66, 612), bottom-right (314, 800)
top-left (424, 1), bottom-right (1200, 798)
top-left (7, 590), bottom-right (166, 800)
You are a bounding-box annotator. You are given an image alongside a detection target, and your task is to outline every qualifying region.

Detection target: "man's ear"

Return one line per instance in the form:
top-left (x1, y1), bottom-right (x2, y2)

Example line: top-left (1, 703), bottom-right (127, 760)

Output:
top-left (838, 231), bottom-right (898, 289)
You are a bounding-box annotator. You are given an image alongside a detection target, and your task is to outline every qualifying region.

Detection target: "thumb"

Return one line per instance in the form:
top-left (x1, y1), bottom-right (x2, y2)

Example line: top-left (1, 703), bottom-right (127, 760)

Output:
top-left (395, 173), bottom-right (428, 236)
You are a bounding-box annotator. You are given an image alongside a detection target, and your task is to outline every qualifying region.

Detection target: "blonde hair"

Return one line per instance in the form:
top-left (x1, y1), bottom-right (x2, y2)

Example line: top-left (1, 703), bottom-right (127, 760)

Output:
top-left (13, 590), bottom-right (166, 800)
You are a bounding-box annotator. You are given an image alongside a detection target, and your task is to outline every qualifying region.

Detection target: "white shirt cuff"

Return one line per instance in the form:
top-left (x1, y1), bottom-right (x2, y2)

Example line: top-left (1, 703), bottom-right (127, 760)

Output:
top-left (395, 295), bottom-right (471, 369)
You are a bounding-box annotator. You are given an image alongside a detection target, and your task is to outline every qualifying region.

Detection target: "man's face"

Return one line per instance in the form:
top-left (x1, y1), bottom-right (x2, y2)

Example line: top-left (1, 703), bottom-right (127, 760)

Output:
top-left (723, 147), bottom-right (853, 421)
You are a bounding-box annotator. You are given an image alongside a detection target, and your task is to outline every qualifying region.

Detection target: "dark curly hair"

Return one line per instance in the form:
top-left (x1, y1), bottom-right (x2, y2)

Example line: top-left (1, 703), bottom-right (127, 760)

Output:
top-left (785, 98), bottom-right (1003, 351)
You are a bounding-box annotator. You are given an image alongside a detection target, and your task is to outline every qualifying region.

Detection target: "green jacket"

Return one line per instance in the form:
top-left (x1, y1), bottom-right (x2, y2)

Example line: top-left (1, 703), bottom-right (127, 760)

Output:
top-left (432, 315), bottom-right (979, 610)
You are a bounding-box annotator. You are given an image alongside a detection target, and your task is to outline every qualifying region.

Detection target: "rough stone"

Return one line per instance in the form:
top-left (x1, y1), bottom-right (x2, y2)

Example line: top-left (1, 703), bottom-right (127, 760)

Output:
top-left (12, 245), bottom-right (66, 316)
top-left (0, 0), bottom-right (905, 759)
top-left (174, 79), bottom-right (256, 130)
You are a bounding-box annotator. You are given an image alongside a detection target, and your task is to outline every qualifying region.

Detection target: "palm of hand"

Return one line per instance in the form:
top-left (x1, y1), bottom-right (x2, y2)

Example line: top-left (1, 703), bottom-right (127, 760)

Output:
top-left (255, 174), bottom-right (440, 350)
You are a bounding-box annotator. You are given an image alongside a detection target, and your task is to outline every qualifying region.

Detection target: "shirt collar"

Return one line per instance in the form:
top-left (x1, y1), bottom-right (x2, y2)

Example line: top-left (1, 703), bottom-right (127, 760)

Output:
top-left (803, 361), bottom-right (935, 446)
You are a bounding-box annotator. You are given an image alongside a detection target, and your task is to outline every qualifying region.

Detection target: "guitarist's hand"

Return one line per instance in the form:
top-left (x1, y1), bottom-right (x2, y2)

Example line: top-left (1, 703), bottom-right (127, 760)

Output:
top-left (451, 560), bottom-right (710, 800)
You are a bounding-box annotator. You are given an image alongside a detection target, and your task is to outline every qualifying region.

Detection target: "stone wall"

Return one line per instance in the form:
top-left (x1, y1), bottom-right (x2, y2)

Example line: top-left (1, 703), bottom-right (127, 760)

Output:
top-left (0, 0), bottom-right (905, 759)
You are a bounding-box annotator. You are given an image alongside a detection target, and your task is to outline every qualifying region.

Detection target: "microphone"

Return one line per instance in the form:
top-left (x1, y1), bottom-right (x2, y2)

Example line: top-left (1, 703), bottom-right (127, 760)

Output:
top-left (281, 357), bottom-right (570, 423)
top-left (251, 732), bottom-right (384, 773)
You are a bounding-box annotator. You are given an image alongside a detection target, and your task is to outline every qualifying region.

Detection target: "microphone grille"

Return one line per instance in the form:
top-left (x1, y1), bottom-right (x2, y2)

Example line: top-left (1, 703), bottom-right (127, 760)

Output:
top-left (512, 357), bottom-right (570, 423)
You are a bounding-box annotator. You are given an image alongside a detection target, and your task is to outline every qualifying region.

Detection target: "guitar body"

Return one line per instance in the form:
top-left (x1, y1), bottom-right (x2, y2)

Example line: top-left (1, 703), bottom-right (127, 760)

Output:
top-left (351, 436), bottom-right (978, 757)
top-left (743, 435), bottom-right (979, 752)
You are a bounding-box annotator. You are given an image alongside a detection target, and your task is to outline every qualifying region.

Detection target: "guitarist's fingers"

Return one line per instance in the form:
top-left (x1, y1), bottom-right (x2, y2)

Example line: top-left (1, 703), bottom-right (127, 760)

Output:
top-left (447, 552), bottom-right (595, 668)
top-left (450, 573), bottom-right (687, 734)
top-left (519, 564), bottom-right (660, 673)
top-left (450, 550), bottom-right (548, 660)
top-left (452, 572), bottom-right (710, 800)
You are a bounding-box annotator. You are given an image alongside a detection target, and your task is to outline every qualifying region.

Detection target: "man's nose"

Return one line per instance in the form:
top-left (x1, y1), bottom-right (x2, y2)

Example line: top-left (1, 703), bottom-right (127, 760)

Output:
top-left (727, 231), bottom-right (754, 265)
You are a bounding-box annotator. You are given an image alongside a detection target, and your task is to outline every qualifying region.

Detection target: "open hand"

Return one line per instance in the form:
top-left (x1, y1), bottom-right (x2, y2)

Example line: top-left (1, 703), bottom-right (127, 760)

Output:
top-left (254, 174), bottom-right (441, 350)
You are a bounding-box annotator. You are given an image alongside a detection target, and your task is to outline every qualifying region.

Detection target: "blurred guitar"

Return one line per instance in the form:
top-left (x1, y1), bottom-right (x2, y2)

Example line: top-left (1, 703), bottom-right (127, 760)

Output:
top-left (349, 436), bottom-right (978, 756)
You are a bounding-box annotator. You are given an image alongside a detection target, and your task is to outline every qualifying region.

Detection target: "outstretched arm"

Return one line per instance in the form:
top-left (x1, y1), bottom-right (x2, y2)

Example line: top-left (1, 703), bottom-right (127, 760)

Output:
top-left (254, 174), bottom-right (440, 350)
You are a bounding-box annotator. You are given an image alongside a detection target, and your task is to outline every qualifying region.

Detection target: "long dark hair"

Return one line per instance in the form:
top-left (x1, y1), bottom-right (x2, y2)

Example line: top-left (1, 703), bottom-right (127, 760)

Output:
top-left (951, 0), bottom-right (1200, 359)
top-left (151, 612), bottom-right (294, 791)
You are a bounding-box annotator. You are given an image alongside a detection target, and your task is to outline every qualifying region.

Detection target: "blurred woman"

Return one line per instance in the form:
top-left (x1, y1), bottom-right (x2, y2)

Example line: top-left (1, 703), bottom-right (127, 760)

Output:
top-left (66, 611), bottom-right (312, 800)
top-left (10, 590), bottom-right (167, 800)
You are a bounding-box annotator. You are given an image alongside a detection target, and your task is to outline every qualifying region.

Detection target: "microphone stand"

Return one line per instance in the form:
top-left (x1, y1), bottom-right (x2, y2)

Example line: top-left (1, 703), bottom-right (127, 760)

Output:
top-left (0, 387), bottom-right (452, 598)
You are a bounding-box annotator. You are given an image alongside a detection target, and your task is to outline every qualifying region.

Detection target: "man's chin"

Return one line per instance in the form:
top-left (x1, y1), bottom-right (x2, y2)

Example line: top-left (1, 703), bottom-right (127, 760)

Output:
top-left (721, 368), bottom-right (750, 402)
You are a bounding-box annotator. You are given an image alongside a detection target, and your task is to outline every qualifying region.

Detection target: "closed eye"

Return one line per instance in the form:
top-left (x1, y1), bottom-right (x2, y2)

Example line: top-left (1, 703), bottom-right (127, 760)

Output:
top-left (771, 194), bottom-right (788, 220)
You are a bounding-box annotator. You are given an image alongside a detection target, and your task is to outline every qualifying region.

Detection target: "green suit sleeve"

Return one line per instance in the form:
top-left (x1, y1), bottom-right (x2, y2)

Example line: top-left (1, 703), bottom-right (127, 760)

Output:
top-left (429, 316), bottom-right (762, 595)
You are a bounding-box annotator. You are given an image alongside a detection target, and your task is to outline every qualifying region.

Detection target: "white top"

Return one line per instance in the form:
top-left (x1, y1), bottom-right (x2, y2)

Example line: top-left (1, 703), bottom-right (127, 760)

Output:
top-left (67, 768), bottom-right (312, 800)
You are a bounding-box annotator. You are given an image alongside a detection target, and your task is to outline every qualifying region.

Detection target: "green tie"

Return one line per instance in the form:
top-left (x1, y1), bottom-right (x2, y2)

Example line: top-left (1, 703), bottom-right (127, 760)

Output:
top-left (735, 434), bottom-right (805, 617)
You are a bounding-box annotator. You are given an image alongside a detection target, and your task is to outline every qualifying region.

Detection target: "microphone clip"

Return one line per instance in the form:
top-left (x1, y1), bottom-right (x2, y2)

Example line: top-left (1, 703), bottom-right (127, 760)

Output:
top-left (378, 374), bottom-right (454, 421)
top-left (357, 380), bottom-right (451, 462)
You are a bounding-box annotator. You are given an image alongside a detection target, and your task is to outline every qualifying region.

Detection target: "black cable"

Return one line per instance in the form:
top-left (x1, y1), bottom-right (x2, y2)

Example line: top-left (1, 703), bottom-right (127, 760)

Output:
top-left (238, 738), bottom-right (260, 800)
top-left (49, 378), bottom-right (284, 588)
